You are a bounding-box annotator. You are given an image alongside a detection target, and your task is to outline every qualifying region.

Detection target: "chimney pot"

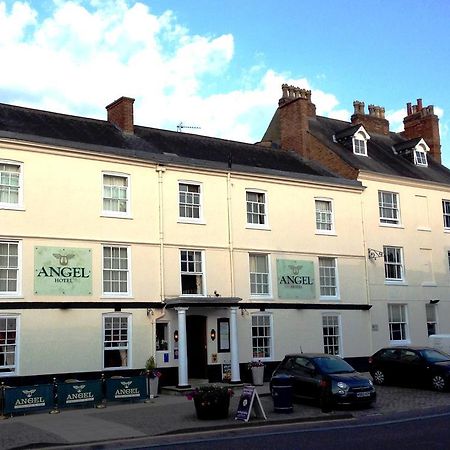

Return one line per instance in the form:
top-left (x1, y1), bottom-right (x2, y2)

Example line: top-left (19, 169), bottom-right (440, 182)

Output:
top-left (106, 96), bottom-right (135, 134)
top-left (407, 102), bottom-right (412, 115)
top-left (417, 99), bottom-right (423, 111)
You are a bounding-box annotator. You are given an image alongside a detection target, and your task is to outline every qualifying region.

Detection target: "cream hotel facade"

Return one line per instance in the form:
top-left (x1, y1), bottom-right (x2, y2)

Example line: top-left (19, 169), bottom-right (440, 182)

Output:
top-left (1, 87), bottom-right (450, 386)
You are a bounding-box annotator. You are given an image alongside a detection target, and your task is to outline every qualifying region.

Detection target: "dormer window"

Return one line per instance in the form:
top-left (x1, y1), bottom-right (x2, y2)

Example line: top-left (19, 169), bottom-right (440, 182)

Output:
top-left (334, 124), bottom-right (370, 157)
top-left (352, 129), bottom-right (369, 156)
top-left (393, 138), bottom-right (429, 167)
top-left (414, 143), bottom-right (428, 166)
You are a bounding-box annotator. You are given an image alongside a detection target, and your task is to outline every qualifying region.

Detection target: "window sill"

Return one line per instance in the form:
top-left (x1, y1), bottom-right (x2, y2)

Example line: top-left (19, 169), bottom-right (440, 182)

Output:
top-left (315, 231), bottom-right (337, 236)
top-left (379, 223), bottom-right (404, 229)
top-left (385, 280), bottom-right (407, 286)
top-left (444, 229), bottom-right (450, 233)
top-left (389, 340), bottom-right (411, 346)
top-left (102, 367), bottom-right (129, 371)
top-left (417, 227), bottom-right (431, 232)
top-left (422, 282), bottom-right (437, 287)
top-left (249, 296), bottom-right (273, 301)
top-left (177, 219), bottom-right (206, 225)
top-left (0, 205), bottom-right (25, 211)
top-left (246, 225), bottom-right (271, 231)
top-left (0, 295), bottom-right (24, 299)
top-left (319, 297), bottom-right (340, 301)
top-left (101, 295), bottom-right (134, 299)
top-left (101, 213), bottom-right (133, 220)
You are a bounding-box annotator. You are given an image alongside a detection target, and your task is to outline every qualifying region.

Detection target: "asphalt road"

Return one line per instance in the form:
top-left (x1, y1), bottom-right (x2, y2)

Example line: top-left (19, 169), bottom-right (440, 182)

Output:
top-left (106, 407), bottom-right (450, 450)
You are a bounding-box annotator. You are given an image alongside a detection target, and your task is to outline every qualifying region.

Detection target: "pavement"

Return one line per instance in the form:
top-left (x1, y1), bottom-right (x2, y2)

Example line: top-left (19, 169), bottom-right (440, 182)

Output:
top-left (2, 381), bottom-right (450, 450)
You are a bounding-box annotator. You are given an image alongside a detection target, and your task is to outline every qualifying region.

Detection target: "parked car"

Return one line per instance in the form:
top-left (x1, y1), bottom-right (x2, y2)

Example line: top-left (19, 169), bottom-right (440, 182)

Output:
top-left (369, 346), bottom-right (450, 391)
top-left (270, 353), bottom-right (376, 409)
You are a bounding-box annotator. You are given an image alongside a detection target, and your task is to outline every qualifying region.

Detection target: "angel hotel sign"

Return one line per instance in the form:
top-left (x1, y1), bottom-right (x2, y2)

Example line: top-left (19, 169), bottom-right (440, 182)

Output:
top-left (34, 246), bottom-right (92, 295)
top-left (277, 259), bottom-right (315, 299)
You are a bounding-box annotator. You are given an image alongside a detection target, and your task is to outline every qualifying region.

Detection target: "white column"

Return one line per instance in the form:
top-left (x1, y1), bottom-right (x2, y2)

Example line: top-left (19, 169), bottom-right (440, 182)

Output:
top-left (175, 307), bottom-right (189, 387)
top-left (229, 306), bottom-right (241, 383)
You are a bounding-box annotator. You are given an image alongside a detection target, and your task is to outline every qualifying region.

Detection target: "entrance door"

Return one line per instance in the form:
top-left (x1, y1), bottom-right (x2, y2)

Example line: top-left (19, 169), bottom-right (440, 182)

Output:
top-left (186, 315), bottom-right (207, 379)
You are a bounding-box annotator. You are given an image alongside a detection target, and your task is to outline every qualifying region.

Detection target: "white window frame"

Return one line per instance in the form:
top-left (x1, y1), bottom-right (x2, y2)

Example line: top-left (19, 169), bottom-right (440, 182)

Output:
top-left (379, 191), bottom-right (401, 226)
top-left (383, 246), bottom-right (405, 283)
top-left (249, 253), bottom-right (272, 298)
top-left (447, 250), bottom-right (450, 273)
top-left (102, 245), bottom-right (131, 297)
top-left (102, 313), bottom-right (131, 370)
top-left (251, 312), bottom-right (273, 361)
top-left (352, 128), bottom-right (369, 156)
top-left (0, 314), bottom-right (19, 376)
top-left (414, 148), bottom-right (428, 166)
top-left (180, 249), bottom-right (205, 296)
top-left (388, 304), bottom-right (409, 344)
top-left (0, 160), bottom-right (24, 210)
top-left (315, 198), bottom-right (335, 234)
top-left (426, 303), bottom-right (438, 337)
top-left (102, 172), bottom-right (131, 218)
top-left (443, 200), bottom-right (450, 230)
top-left (246, 190), bottom-right (269, 229)
top-left (322, 313), bottom-right (342, 356)
top-left (0, 240), bottom-right (21, 297)
top-left (178, 181), bottom-right (204, 224)
top-left (319, 257), bottom-right (339, 299)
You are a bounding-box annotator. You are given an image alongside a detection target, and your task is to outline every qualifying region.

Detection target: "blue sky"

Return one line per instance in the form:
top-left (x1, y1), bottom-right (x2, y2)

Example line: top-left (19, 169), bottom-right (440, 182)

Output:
top-left (1, 0), bottom-right (449, 165)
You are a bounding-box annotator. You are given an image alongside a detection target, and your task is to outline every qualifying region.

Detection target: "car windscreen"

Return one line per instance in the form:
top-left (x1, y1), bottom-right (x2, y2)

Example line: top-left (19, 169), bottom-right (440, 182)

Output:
top-left (420, 349), bottom-right (450, 363)
top-left (313, 357), bottom-right (355, 374)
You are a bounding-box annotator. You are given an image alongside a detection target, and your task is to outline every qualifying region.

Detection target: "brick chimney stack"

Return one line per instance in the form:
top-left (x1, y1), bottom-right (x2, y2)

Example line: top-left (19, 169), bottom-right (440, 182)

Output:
top-left (351, 100), bottom-right (389, 135)
top-left (106, 97), bottom-right (135, 134)
top-left (403, 99), bottom-right (441, 163)
top-left (278, 84), bottom-right (316, 158)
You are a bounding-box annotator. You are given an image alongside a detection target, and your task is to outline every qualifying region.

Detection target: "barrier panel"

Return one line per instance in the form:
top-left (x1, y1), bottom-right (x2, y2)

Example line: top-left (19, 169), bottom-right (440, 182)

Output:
top-left (3, 384), bottom-right (54, 415)
top-left (105, 375), bottom-right (148, 401)
top-left (57, 379), bottom-right (103, 408)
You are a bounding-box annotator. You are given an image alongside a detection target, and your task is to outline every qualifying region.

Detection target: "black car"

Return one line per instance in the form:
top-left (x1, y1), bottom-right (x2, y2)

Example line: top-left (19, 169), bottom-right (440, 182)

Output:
top-left (270, 353), bottom-right (376, 409)
top-left (369, 346), bottom-right (450, 391)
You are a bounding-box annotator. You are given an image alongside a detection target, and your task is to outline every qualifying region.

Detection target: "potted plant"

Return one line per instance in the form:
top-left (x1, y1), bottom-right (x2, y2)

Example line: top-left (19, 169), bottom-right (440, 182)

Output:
top-left (186, 385), bottom-right (234, 420)
top-left (145, 356), bottom-right (162, 398)
top-left (248, 360), bottom-right (265, 386)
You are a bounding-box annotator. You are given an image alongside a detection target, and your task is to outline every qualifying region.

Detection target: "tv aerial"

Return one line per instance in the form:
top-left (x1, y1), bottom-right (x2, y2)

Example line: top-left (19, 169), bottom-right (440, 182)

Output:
top-left (177, 122), bottom-right (201, 133)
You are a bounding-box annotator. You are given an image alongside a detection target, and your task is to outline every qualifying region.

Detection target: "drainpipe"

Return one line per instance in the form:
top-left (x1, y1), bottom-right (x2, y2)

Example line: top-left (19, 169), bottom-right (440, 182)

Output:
top-left (359, 186), bottom-right (374, 357)
top-left (226, 171), bottom-right (235, 296)
top-left (156, 165), bottom-right (166, 301)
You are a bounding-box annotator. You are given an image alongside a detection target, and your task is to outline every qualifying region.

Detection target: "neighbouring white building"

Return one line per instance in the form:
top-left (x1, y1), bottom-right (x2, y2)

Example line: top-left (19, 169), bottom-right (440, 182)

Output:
top-left (261, 85), bottom-right (450, 358)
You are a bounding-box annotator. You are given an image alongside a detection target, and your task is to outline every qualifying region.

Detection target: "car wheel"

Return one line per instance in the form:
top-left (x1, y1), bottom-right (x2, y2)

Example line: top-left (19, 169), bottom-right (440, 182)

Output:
top-left (372, 369), bottom-right (386, 385)
top-left (431, 374), bottom-right (446, 392)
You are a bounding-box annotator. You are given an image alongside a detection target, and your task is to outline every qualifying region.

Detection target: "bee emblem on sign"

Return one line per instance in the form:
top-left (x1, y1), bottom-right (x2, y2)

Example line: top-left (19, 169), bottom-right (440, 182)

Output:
top-left (22, 389), bottom-right (37, 398)
top-left (53, 253), bottom-right (75, 266)
top-left (121, 381), bottom-right (133, 389)
top-left (73, 385), bottom-right (86, 393)
top-left (288, 265), bottom-right (303, 275)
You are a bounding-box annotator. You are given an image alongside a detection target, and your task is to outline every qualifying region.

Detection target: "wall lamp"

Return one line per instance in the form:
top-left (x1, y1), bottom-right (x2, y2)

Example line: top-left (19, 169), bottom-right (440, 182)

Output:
top-left (174, 330), bottom-right (179, 342)
top-left (429, 299), bottom-right (440, 304)
top-left (210, 329), bottom-right (216, 341)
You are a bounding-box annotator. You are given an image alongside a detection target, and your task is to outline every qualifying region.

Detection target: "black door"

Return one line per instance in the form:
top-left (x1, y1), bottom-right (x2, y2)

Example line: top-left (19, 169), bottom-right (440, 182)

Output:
top-left (186, 315), bottom-right (207, 379)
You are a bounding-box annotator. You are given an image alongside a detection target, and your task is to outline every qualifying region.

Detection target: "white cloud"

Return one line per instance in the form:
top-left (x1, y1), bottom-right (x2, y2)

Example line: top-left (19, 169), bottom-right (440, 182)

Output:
top-left (0, 0), bottom-right (354, 144)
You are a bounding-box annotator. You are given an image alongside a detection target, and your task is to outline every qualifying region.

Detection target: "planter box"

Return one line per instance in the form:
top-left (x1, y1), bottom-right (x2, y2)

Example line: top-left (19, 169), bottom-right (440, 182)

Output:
top-left (194, 396), bottom-right (230, 420)
top-left (251, 366), bottom-right (264, 386)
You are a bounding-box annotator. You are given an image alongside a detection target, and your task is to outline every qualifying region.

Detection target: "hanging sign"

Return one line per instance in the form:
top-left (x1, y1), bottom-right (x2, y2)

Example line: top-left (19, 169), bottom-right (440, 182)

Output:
top-left (105, 376), bottom-right (147, 401)
top-left (34, 246), bottom-right (92, 296)
top-left (235, 385), bottom-right (267, 422)
top-left (3, 384), bottom-right (54, 415)
top-left (277, 259), bottom-right (315, 299)
top-left (57, 379), bottom-right (102, 408)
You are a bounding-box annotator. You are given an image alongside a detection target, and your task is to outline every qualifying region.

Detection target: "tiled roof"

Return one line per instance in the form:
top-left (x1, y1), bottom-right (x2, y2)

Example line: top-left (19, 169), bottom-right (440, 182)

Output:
top-left (0, 102), bottom-right (360, 188)
top-left (309, 116), bottom-right (450, 184)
